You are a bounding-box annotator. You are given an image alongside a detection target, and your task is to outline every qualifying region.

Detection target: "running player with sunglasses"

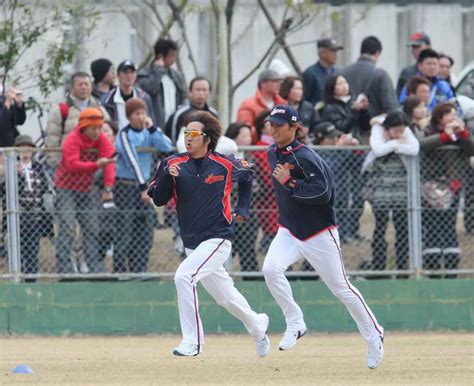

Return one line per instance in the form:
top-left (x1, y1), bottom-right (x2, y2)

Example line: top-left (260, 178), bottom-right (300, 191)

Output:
top-left (262, 104), bottom-right (384, 369)
top-left (147, 111), bottom-right (270, 357)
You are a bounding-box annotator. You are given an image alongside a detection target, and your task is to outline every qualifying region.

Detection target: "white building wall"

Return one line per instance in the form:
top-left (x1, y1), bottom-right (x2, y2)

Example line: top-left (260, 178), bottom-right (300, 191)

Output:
top-left (8, 1), bottom-right (473, 140)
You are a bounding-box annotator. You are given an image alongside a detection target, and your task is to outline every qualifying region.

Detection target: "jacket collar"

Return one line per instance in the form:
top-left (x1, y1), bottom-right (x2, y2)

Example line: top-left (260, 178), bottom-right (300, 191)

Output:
top-left (277, 139), bottom-right (302, 154)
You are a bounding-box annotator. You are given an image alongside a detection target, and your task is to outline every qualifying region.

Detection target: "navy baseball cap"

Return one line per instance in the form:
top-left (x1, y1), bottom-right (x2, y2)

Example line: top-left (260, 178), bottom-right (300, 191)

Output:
top-left (268, 104), bottom-right (300, 125)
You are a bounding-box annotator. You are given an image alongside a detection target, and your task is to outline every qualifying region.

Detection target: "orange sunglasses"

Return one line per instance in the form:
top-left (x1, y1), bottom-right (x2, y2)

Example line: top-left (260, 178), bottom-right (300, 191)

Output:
top-left (184, 130), bottom-right (206, 137)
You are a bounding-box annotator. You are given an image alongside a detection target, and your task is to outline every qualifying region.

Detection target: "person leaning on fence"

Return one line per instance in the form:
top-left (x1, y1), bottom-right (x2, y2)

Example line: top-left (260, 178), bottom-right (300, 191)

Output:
top-left (359, 111), bottom-right (420, 274)
top-left (113, 98), bottom-right (172, 273)
top-left (224, 122), bottom-right (260, 275)
top-left (0, 135), bottom-right (51, 281)
top-left (54, 107), bottom-right (116, 274)
top-left (416, 102), bottom-right (474, 277)
top-left (45, 72), bottom-right (110, 169)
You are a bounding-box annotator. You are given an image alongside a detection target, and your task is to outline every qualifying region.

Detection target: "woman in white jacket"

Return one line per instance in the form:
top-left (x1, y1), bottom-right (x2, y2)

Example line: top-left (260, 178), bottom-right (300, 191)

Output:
top-left (363, 111), bottom-right (420, 275)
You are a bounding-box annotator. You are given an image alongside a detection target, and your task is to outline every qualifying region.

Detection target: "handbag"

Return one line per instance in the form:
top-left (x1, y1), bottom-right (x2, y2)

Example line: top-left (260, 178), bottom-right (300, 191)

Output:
top-left (420, 179), bottom-right (454, 210)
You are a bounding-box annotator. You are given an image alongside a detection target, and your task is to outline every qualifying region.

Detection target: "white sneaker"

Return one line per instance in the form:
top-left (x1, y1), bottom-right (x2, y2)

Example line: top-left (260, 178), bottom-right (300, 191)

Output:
top-left (255, 313), bottom-right (270, 357)
top-left (172, 341), bottom-right (202, 356)
top-left (278, 328), bottom-right (307, 351)
top-left (367, 336), bottom-right (384, 369)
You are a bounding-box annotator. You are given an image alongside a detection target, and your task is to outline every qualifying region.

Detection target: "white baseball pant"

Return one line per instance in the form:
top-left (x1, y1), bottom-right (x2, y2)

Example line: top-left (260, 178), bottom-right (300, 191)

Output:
top-left (262, 227), bottom-right (384, 344)
top-left (174, 238), bottom-right (265, 347)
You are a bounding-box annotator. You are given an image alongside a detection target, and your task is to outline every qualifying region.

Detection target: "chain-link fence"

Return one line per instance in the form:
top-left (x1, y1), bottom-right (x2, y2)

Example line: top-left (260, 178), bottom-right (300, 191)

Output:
top-left (0, 145), bottom-right (472, 282)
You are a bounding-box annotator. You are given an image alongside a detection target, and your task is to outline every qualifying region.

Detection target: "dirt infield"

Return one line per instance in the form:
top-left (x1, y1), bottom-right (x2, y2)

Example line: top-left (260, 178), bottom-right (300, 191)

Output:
top-left (0, 332), bottom-right (472, 385)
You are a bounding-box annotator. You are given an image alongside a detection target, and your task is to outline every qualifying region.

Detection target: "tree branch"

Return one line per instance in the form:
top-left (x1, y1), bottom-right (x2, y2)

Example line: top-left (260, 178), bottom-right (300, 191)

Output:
top-left (167, 0), bottom-right (198, 76)
top-left (231, 35), bottom-right (280, 95)
top-left (257, 0), bottom-right (302, 76)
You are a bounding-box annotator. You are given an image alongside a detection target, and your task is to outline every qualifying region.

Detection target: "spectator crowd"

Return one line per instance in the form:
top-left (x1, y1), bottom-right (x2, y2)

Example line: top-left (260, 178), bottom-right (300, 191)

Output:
top-left (1, 33), bottom-right (473, 279)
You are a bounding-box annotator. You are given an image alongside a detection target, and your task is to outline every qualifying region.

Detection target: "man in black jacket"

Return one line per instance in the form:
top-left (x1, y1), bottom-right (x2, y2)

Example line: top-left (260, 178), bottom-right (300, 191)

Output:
top-left (137, 39), bottom-right (186, 129)
top-left (0, 87), bottom-right (26, 147)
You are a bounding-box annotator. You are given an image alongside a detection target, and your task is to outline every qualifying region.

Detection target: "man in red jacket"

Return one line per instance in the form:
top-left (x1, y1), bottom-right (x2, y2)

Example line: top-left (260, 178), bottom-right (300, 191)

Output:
top-left (237, 69), bottom-right (286, 144)
top-left (54, 107), bottom-right (115, 273)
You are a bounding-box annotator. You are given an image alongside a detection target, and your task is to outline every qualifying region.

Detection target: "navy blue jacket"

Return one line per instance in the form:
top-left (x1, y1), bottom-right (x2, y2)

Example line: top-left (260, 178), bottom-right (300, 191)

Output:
top-left (148, 151), bottom-right (254, 249)
top-left (268, 140), bottom-right (337, 240)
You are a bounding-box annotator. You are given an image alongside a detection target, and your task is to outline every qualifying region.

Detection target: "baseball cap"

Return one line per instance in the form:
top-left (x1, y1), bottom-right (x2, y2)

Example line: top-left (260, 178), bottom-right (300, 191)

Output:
top-left (117, 60), bottom-right (136, 73)
top-left (258, 69), bottom-right (282, 82)
top-left (268, 104), bottom-right (300, 125)
top-left (317, 38), bottom-right (344, 51)
top-left (314, 122), bottom-right (343, 142)
top-left (407, 32), bottom-right (431, 47)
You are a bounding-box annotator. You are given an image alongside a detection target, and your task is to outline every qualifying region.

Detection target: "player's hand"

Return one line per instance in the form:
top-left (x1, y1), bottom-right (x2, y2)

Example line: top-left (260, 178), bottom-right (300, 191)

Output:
top-left (272, 163), bottom-right (290, 185)
top-left (232, 213), bottom-right (245, 222)
top-left (169, 164), bottom-right (180, 177)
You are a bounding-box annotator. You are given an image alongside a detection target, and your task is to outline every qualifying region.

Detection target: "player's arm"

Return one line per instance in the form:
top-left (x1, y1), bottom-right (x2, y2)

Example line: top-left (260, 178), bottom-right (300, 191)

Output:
top-left (230, 157), bottom-right (254, 219)
top-left (147, 158), bottom-right (175, 207)
top-left (274, 155), bottom-right (332, 205)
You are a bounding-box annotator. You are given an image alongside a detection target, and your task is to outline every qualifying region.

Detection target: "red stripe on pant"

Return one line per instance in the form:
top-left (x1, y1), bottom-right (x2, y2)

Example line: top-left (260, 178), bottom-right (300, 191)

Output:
top-left (193, 285), bottom-right (200, 350)
top-left (191, 239), bottom-right (226, 348)
top-left (328, 229), bottom-right (384, 338)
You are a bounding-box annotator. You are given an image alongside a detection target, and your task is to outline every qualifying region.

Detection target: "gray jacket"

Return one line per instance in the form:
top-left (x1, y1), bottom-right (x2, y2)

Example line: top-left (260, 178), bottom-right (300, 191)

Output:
top-left (137, 63), bottom-right (187, 129)
top-left (343, 56), bottom-right (398, 118)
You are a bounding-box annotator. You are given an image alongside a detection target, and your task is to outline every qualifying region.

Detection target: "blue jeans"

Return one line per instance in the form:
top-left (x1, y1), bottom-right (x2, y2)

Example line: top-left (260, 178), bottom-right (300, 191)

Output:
top-left (55, 189), bottom-right (105, 273)
top-left (113, 184), bottom-right (155, 272)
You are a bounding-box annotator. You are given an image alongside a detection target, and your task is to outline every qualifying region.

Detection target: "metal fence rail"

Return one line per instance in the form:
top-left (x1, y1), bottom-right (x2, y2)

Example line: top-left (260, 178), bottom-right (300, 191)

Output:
top-left (0, 145), bottom-right (472, 282)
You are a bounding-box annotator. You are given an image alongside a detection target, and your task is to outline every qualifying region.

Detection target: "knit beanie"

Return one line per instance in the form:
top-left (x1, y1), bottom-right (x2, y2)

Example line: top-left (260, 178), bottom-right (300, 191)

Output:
top-left (125, 98), bottom-right (147, 118)
top-left (77, 108), bottom-right (104, 130)
top-left (90, 58), bottom-right (113, 83)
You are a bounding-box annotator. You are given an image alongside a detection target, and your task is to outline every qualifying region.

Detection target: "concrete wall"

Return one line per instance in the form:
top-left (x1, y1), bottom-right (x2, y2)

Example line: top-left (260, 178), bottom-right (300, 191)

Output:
top-left (7, 1), bottom-right (473, 140)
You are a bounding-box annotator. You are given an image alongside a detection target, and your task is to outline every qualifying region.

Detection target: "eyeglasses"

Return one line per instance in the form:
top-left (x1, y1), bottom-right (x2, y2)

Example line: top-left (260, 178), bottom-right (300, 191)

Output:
top-left (184, 130), bottom-right (206, 137)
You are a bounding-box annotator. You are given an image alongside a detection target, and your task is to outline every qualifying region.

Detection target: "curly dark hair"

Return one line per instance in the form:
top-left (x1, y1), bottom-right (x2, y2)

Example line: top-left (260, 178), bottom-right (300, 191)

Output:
top-left (184, 111), bottom-right (222, 151)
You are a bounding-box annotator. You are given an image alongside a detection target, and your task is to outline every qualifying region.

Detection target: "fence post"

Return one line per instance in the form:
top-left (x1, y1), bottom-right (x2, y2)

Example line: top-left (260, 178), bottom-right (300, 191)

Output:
top-left (407, 155), bottom-right (423, 278)
top-left (5, 148), bottom-right (21, 283)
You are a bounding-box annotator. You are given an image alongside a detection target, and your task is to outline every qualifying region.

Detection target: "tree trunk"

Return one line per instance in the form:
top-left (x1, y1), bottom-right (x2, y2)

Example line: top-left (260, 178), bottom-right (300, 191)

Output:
top-left (215, 0), bottom-right (230, 130)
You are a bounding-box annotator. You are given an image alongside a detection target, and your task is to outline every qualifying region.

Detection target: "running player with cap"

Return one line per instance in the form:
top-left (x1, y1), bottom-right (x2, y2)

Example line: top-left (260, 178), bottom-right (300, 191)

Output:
top-left (262, 104), bottom-right (384, 369)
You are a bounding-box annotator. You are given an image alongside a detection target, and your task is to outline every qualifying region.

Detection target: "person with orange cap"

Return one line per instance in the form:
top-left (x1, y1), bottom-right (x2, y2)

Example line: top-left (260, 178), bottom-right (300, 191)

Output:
top-left (54, 107), bottom-right (116, 273)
